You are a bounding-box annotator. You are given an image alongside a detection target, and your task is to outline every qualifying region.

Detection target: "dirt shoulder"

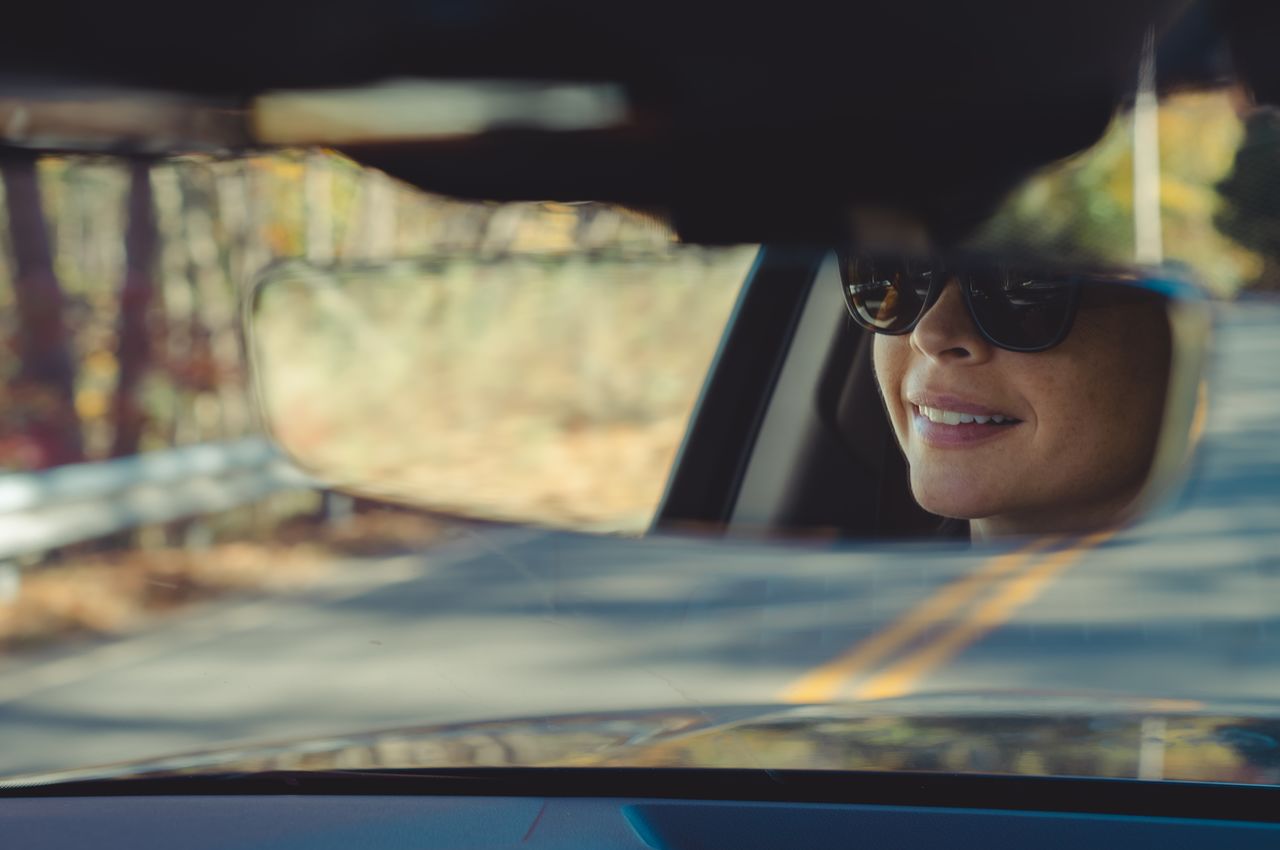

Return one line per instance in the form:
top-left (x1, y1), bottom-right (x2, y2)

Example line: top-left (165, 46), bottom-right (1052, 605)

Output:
top-left (0, 507), bottom-right (456, 654)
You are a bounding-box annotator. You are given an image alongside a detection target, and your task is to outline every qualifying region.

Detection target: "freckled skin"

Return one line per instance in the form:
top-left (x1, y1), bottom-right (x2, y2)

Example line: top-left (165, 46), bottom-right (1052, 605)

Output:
top-left (873, 280), bottom-right (1171, 537)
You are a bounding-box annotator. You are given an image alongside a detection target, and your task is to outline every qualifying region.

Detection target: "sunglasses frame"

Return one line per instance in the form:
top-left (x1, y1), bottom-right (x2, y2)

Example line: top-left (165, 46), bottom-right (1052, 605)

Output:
top-left (836, 251), bottom-right (1129, 353)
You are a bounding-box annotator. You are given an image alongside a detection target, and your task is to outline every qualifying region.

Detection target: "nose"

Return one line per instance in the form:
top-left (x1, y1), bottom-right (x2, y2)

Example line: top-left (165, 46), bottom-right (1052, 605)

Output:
top-left (909, 279), bottom-right (995, 363)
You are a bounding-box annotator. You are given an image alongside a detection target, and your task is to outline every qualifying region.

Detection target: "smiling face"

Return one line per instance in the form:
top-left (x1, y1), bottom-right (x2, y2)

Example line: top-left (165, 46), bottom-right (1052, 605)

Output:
top-left (873, 279), bottom-right (1172, 537)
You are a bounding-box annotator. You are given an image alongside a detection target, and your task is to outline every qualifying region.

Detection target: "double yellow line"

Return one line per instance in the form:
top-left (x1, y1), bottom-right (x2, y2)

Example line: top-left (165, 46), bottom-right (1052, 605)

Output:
top-left (778, 529), bottom-right (1114, 704)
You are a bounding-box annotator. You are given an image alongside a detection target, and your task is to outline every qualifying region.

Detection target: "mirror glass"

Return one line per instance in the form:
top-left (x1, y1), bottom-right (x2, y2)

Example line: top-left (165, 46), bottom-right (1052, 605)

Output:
top-left (250, 233), bottom-right (755, 532)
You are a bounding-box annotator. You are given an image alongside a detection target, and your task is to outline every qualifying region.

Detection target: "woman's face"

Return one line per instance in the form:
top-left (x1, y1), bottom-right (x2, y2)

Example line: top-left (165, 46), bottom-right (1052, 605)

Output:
top-left (872, 279), bottom-right (1172, 536)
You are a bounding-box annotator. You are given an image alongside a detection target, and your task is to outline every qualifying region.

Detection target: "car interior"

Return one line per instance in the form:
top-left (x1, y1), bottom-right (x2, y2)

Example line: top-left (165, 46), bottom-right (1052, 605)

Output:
top-left (5, 1), bottom-right (1280, 846)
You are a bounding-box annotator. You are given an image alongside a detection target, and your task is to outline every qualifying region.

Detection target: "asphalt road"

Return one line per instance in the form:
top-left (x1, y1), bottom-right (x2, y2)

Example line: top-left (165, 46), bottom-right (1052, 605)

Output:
top-left (2, 517), bottom-right (1279, 777)
top-left (3, 303), bottom-right (1280, 777)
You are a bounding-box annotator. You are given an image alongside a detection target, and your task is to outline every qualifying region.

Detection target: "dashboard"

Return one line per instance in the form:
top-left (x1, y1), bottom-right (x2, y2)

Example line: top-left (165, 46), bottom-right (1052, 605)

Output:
top-left (8, 785), bottom-right (1280, 850)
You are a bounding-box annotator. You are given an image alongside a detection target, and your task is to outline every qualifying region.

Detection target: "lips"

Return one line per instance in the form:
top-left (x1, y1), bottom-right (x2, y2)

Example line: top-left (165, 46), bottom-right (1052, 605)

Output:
top-left (906, 392), bottom-right (1024, 448)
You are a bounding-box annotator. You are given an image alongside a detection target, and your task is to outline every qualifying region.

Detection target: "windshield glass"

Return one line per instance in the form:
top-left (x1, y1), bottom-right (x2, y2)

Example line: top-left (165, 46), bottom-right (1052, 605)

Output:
top-left (3, 68), bottom-right (1280, 786)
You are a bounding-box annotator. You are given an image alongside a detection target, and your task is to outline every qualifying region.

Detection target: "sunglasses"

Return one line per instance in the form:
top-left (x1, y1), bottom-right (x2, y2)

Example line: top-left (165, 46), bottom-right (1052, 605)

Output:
top-left (837, 253), bottom-right (1097, 353)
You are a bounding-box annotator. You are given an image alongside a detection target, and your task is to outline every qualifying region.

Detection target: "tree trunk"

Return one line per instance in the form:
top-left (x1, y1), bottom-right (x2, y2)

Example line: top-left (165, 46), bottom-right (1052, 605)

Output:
top-left (109, 160), bottom-right (160, 458)
top-left (1, 154), bottom-right (84, 468)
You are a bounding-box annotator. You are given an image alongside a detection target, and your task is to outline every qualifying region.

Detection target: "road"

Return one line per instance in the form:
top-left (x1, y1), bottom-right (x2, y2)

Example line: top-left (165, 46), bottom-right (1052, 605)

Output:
top-left (2, 517), bottom-right (1278, 776)
top-left (2, 304), bottom-right (1280, 777)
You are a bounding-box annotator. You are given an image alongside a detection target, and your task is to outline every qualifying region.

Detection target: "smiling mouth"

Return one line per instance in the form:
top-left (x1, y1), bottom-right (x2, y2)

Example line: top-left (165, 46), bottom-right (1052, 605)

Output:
top-left (914, 404), bottom-right (1022, 426)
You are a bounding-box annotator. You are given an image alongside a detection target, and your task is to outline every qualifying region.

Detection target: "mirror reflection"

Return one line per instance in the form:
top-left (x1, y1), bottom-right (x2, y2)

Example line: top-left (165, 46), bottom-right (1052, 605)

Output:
top-left (841, 256), bottom-right (1184, 537)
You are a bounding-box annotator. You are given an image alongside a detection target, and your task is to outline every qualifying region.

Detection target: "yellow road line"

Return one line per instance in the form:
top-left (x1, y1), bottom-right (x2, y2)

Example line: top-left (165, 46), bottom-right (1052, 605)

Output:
top-left (778, 535), bottom-right (1058, 704)
top-left (853, 528), bottom-right (1116, 701)
top-left (1190, 378), bottom-right (1209, 445)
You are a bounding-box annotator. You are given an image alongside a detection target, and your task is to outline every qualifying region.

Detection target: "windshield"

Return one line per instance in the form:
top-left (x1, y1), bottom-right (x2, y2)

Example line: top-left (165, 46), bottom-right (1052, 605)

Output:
top-left (3, 43), bottom-right (1280, 788)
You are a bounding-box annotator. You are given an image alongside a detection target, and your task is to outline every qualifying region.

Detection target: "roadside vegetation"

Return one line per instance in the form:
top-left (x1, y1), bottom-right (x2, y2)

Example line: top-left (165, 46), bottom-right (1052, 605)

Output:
top-left (0, 150), bottom-right (747, 654)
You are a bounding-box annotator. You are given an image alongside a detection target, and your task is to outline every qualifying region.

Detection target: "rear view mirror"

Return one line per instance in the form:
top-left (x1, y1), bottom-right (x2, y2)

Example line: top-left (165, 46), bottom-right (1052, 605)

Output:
top-left (246, 87), bottom-right (1234, 542)
top-left (248, 243), bottom-right (1211, 541)
top-left (247, 245), bottom-right (755, 532)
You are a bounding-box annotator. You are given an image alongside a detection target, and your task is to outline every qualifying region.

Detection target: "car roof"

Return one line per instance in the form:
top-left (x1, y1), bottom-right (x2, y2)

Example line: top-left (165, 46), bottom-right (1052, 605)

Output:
top-left (0, 0), bottom-right (1257, 244)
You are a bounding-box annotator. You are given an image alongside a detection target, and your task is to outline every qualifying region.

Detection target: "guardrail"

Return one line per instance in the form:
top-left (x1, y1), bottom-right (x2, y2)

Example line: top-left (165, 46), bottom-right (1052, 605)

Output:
top-left (0, 437), bottom-right (318, 563)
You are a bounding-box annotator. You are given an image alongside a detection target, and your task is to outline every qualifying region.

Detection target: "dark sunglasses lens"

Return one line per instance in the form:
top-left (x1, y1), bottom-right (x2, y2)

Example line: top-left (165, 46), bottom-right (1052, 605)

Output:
top-left (842, 256), bottom-right (931, 333)
top-left (965, 269), bottom-right (1078, 351)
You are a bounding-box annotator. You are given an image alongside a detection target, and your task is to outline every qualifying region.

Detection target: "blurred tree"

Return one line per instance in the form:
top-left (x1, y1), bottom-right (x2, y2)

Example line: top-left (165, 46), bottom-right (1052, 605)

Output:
top-left (109, 160), bottom-right (160, 457)
top-left (1216, 110), bottom-right (1280, 290)
top-left (1, 153), bottom-right (84, 468)
top-left (173, 168), bottom-right (223, 436)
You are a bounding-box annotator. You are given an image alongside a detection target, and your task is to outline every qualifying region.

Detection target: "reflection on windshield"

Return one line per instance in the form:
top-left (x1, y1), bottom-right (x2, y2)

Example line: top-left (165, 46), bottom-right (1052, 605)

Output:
top-left (14, 705), bottom-right (1280, 787)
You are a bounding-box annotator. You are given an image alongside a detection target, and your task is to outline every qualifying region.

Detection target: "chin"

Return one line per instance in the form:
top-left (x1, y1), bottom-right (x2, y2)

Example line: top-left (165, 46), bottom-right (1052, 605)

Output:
top-left (910, 474), bottom-right (1007, 521)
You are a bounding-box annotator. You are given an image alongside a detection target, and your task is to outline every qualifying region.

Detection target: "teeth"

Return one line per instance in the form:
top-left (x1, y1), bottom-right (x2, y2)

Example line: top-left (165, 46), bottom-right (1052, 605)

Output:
top-left (918, 405), bottom-right (1011, 426)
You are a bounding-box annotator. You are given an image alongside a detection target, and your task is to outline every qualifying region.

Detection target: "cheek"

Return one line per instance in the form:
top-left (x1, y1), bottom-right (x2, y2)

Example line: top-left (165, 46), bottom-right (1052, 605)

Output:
top-left (1056, 310), bottom-right (1168, 429)
top-left (873, 335), bottom-right (910, 435)
top-left (1024, 311), bottom-right (1171, 495)
top-left (1021, 387), bottom-right (1150, 518)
